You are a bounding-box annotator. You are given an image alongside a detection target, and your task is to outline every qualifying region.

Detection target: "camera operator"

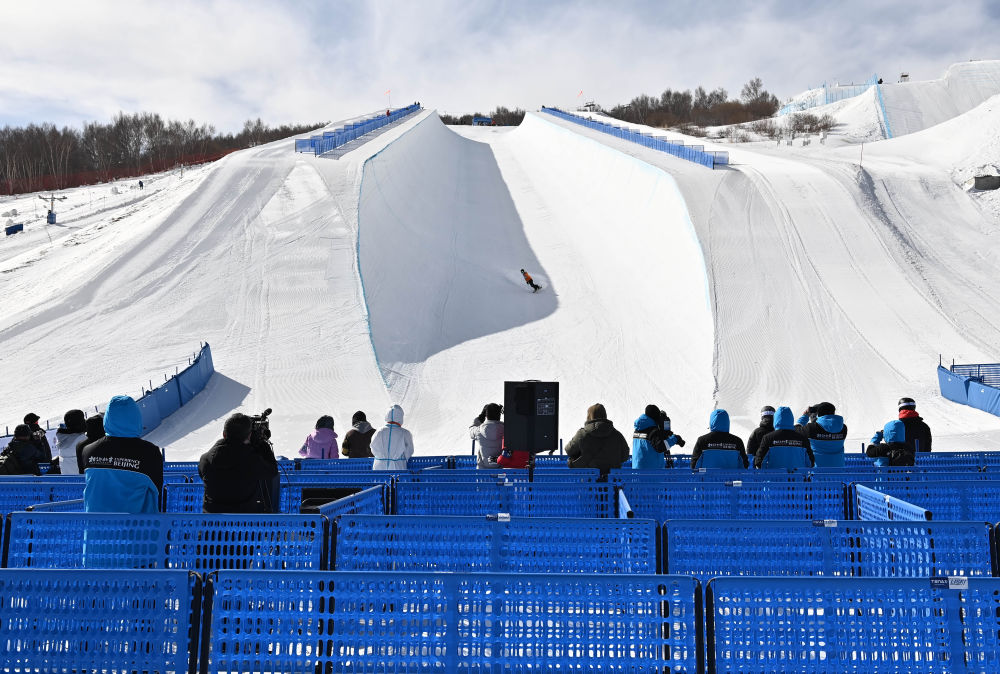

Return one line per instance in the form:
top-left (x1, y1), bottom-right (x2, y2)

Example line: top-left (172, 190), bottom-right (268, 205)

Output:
top-left (631, 404), bottom-right (684, 469)
top-left (470, 403), bottom-right (504, 468)
top-left (199, 411), bottom-right (279, 513)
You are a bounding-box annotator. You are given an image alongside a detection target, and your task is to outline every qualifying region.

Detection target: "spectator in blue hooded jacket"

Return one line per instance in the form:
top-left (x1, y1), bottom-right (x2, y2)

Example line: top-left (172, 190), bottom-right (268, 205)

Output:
top-left (754, 406), bottom-right (814, 469)
top-left (795, 402), bottom-right (848, 467)
top-left (631, 404), bottom-right (684, 469)
top-left (865, 419), bottom-right (915, 467)
top-left (80, 395), bottom-right (163, 513)
top-left (690, 409), bottom-right (749, 470)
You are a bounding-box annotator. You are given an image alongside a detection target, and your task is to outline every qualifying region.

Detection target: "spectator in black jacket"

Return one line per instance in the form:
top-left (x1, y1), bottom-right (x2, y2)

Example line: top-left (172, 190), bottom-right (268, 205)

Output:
top-left (22, 412), bottom-right (52, 462)
top-left (754, 407), bottom-right (814, 469)
top-left (565, 403), bottom-right (630, 478)
top-left (746, 406), bottom-right (775, 458)
top-left (199, 413), bottom-right (279, 513)
top-left (0, 424), bottom-right (48, 475)
top-left (691, 409), bottom-right (749, 470)
top-left (75, 414), bottom-right (105, 474)
top-left (896, 397), bottom-right (932, 453)
top-left (341, 411), bottom-right (375, 458)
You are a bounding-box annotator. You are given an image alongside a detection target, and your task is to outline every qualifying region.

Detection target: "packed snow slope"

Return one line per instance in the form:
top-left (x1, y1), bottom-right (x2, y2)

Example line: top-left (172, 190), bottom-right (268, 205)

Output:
top-left (2, 78), bottom-right (1000, 456)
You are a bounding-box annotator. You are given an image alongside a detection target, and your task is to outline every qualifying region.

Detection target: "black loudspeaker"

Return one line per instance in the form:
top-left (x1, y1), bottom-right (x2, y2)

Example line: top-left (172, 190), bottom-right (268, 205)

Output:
top-left (503, 381), bottom-right (559, 453)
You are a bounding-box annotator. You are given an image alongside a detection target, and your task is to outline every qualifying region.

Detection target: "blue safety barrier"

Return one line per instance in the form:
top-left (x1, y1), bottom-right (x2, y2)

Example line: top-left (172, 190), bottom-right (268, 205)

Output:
top-left (809, 469), bottom-right (990, 482)
top-left (854, 483), bottom-right (931, 521)
top-left (0, 482), bottom-right (85, 514)
top-left (408, 455), bottom-right (451, 469)
top-left (853, 480), bottom-right (1000, 521)
top-left (623, 481), bottom-right (846, 520)
top-left (204, 570), bottom-right (701, 672)
top-left (163, 473), bottom-right (393, 513)
top-left (4, 223), bottom-right (23, 236)
top-left (333, 515), bottom-right (658, 573)
top-left (939, 363), bottom-right (1000, 417)
top-left (296, 104), bottom-right (422, 156)
top-left (135, 342), bottom-right (214, 435)
top-left (312, 485), bottom-right (386, 519)
top-left (294, 457), bottom-right (375, 470)
top-left (395, 468), bottom-right (599, 483)
top-left (541, 106), bottom-right (723, 169)
top-left (610, 468), bottom-right (805, 484)
top-left (707, 576), bottom-right (1000, 672)
top-left (0, 569), bottom-right (198, 673)
top-left (664, 519), bottom-right (992, 582)
top-left (4, 512), bottom-right (325, 571)
top-left (394, 482), bottom-right (613, 517)
top-left (24, 498), bottom-right (84, 512)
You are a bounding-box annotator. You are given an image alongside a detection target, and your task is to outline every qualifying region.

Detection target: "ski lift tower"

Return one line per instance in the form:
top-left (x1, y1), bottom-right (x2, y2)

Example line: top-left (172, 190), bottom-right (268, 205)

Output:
top-left (39, 193), bottom-right (67, 224)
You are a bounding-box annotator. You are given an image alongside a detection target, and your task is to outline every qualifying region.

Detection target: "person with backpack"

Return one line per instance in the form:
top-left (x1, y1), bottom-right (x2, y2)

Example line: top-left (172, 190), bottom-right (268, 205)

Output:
top-left (0, 424), bottom-right (48, 475)
top-left (299, 416), bottom-right (338, 459)
top-left (341, 411), bottom-right (375, 458)
top-left (370, 404), bottom-right (414, 470)
top-left (53, 409), bottom-right (88, 474)
top-left (631, 404), bottom-right (684, 469)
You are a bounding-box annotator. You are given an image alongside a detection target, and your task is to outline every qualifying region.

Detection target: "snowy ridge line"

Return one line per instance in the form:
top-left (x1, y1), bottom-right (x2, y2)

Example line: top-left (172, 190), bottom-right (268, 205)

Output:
top-left (0, 343), bottom-right (213, 447)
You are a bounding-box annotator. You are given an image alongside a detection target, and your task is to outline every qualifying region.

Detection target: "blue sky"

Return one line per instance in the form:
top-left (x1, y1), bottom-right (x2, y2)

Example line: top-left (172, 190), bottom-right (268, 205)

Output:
top-left (1, 0), bottom-right (996, 132)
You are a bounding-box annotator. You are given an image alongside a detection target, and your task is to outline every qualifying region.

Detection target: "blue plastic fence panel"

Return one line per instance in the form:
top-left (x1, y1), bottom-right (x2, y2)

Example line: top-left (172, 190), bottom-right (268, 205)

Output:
top-left (393, 482), bottom-right (613, 517)
top-left (854, 483), bottom-right (932, 521)
top-left (624, 481), bottom-right (845, 521)
top-left (939, 364), bottom-right (971, 404)
top-left (968, 380), bottom-right (1000, 416)
top-left (294, 138), bottom-right (312, 152)
top-left (176, 344), bottom-right (213, 405)
top-left (407, 455), bottom-right (450, 469)
top-left (205, 571), bottom-right (700, 672)
top-left (810, 470), bottom-right (990, 482)
top-left (134, 392), bottom-right (162, 434)
top-left (395, 469), bottom-right (528, 483)
top-left (295, 457), bottom-right (375, 471)
top-left (334, 515), bottom-right (657, 573)
top-left (610, 468), bottom-right (804, 484)
top-left (917, 452), bottom-right (988, 469)
top-left (664, 519), bottom-right (992, 582)
top-left (0, 482), bottom-right (85, 513)
top-left (314, 485), bottom-right (385, 519)
top-left (4, 512), bottom-right (325, 571)
top-left (707, 577), bottom-right (1000, 673)
top-left (855, 480), bottom-right (1000, 521)
top-left (0, 569), bottom-right (197, 673)
top-left (164, 460), bottom-right (199, 473)
top-left (451, 455), bottom-right (477, 469)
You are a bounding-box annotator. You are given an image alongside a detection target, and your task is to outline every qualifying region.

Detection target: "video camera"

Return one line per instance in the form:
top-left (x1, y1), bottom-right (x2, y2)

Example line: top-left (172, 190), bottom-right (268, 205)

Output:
top-left (250, 408), bottom-right (273, 447)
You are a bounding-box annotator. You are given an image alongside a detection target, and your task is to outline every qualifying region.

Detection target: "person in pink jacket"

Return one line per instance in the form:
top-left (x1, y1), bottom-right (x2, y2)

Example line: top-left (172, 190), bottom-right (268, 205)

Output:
top-left (299, 416), bottom-right (338, 459)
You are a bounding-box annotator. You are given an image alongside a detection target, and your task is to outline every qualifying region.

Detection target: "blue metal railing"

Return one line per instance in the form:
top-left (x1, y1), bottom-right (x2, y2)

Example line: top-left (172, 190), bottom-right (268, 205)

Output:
top-left (295, 104), bottom-right (422, 156)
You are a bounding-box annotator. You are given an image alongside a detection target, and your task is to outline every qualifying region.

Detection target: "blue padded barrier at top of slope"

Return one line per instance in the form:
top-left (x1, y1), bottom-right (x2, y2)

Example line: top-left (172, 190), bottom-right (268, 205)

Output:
top-left (707, 576), bottom-right (1000, 673)
top-left (0, 569), bottom-right (197, 673)
top-left (663, 519), bottom-right (992, 581)
top-left (204, 571), bottom-right (700, 673)
top-left (333, 515), bottom-right (657, 574)
top-left (939, 364), bottom-right (971, 404)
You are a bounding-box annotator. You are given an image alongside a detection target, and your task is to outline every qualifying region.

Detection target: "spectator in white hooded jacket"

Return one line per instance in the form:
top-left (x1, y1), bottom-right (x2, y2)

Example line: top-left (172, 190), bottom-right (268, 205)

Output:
top-left (54, 409), bottom-right (88, 474)
top-left (370, 404), bottom-right (414, 470)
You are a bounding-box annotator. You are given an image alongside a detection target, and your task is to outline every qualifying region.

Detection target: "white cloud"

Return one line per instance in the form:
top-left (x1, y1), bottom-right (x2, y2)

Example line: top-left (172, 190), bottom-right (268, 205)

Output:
top-left (0, 0), bottom-right (996, 130)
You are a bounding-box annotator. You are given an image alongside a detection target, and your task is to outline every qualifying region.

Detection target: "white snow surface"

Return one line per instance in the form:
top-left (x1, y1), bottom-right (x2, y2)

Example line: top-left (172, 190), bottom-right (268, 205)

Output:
top-left (3, 73), bottom-right (1000, 458)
